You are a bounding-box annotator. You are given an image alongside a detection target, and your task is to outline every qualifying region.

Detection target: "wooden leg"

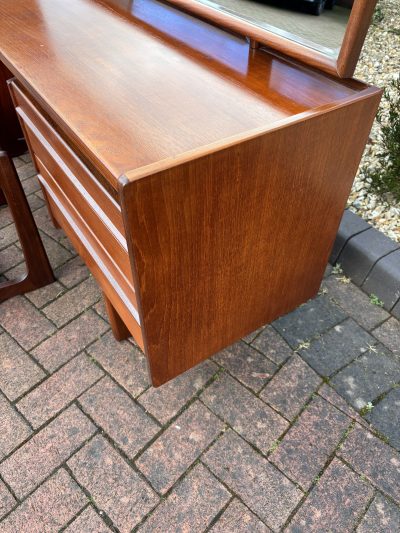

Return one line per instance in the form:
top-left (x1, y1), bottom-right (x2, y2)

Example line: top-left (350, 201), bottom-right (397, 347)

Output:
top-left (40, 183), bottom-right (61, 229)
top-left (0, 151), bottom-right (55, 302)
top-left (103, 292), bottom-right (131, 341)
top-left (0, 187), bottom-right (5, 206)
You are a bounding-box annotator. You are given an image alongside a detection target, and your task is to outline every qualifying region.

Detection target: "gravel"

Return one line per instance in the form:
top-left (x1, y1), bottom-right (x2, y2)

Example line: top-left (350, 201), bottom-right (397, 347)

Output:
top-left (349, 0), bottom-right (400, 242)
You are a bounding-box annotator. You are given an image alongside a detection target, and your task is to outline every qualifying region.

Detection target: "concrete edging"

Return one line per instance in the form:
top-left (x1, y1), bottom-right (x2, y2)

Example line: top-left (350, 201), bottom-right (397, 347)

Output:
top-left (330, 209), bottom-right (400, 319)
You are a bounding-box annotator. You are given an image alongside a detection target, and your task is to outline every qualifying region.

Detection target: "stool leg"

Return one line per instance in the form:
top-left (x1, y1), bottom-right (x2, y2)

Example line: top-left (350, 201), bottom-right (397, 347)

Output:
top-left (0, 151), bottom-right (55, 302)
top-left (103, 292), bottom-right (131, 341)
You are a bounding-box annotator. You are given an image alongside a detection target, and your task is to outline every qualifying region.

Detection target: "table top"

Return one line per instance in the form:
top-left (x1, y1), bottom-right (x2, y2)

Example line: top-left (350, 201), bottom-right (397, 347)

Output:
top-left (0, 0), bottom-right (364, 188)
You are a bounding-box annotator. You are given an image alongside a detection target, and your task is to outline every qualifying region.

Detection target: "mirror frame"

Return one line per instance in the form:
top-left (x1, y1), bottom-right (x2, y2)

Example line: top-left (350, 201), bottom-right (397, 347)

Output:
top-left (163, 0), bottom-right (377, 78)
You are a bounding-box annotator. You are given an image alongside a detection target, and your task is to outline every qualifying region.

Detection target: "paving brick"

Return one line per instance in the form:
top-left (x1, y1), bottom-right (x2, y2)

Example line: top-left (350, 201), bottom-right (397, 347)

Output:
top-left (25, 281), bottom-right (64, 309)
top-left (2, 261), bottom-right (26, 282)
top-left (323, 276), bottom-right (389, 330)
top-left (0, 480), bottom-right (16, 520)
top-left (0, 469), bottom-right (86, 533)
top-left (0, 296), bottom-right (55, 351)
top-left (139, 464), bottom-right (230, 533)
top-left (12, 156), bottom-right (24, 168)
top-left (22, 175), bottom-right (40, 196)
top-left (137, 401), bottom-right (223, 493)
top-left (357, 493), bottom-right (400, 533)
top-left (88, 331), bottom-right (149, 398)
top-left (363, 250), bottom-right (400, 311)
top-left (33, 205), bottom-right (65, 242)
top-left (338, 227), bottom-right (399, 286)
top-left (273, 296), bottom-right (346, 349)
top-left (40, 233), bottom-right (73, 269)
top-left (365, 388), bottom-right (400, 450)
top-left (213, 341), bottom-right (277, 392)
top-left (26, 193), bottom-right (45, 212)
top-left (330, 209), bottom-right (371, 264)
top-left (0, 333), bottom-right (45, 401)
top-left (0, 224), bottom-right (18, 251)
top-left (242, 325), bottom-right (265, 344)
top-left (0, 244), bottom-right (23, 273)
top-left (338, 425), bottom-right (400, 504)
top-left (299, 318), bottom-right (375, 376)
top-left (79, 376), bottom-right (159, 458)
top-left (55, 256), bottom-right (90, 288)
top-left (203, 430), bottom-right (303, 530)
top-left (32, 310), bottom-right (109, 372)
top-left (318, 384), bottom-right (369, 428)
top-left (43, 277), bottom-right (101, 327)
top-left (64, 506), bottom-right (113, 532)
top-left (138, 360), bottom-right (217, 424)
top-left (0, 394), bottom-right (31, 460)
top-left (68, 435), bottom-right (158, 533)
top-left (287, 459), bottom-right (373, 533)
top-left (0, 405), bottom-right (95, 498)
top-left (18, 162), bottom-right (37, 181)
top-left (210, 499), bottom-right (271, 532)
top-left (17, 354), bottom-right (104, 429)
top-left (251, 325), bottom-right (293, 365)
top-left (0, 206), bottom-right (13, 229)
top-left (373, 318), bottom-right (400, 357)
top-left (331, 345), bottom-right (400, 410)
top-left (270, 397), bottom-right (349, 489)
top-left (92, 298), bottom-right (108, 321)
top-left (393, 298), bottom-right (400, 320)
top-left (260, 355), bottom-right (321, 421)
top-left (201, 373), bottom-right (287, 453)
top-left (19, 153), bottom-right (31, 164)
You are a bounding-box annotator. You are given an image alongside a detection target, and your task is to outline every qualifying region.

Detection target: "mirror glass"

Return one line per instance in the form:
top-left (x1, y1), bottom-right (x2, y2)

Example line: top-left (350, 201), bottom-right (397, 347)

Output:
top-left (193, 0), bottom-right (353, 58)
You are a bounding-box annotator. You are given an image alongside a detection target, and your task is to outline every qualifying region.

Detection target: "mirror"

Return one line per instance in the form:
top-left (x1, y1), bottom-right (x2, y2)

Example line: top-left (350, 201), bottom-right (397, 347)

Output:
top-left (165, 0), bottom-right (377, 77)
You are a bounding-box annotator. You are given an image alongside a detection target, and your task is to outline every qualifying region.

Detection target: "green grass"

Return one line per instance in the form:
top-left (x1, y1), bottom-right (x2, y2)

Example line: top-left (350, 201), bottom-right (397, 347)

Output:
top-left (367, 78), bottom-right (400, 202)
top-left (369, 294), bottom-right (384, 307)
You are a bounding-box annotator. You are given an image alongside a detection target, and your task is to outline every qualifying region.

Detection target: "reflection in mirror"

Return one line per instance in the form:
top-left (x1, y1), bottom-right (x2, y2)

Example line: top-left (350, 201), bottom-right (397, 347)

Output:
top-left (192, 0), bottom-right (353, 58)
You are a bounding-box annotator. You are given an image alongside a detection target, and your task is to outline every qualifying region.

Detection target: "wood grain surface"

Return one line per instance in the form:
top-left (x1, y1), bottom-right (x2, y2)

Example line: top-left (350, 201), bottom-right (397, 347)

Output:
top-left (121, 89), bottom-right (381, 385)
top-left (0, 0), bottom-right (367, 188)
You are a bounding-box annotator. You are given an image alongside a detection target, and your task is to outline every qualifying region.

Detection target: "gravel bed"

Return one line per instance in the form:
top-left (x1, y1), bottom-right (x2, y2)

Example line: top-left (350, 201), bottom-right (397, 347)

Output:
top-left (350, 0), bottom-right (400, 242)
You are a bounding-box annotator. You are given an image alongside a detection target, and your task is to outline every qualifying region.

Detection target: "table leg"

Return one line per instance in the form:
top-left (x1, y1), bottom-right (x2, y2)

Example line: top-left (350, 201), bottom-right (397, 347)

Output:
top-left (103, 292), bottom-right (131, 341)
top-left (0, 151), bottom-right (54, 302)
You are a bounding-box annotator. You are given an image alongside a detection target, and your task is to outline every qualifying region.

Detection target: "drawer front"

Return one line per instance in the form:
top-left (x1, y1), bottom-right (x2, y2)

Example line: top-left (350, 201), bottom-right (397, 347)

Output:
top-left (37, 157), bottom-right (142, 336)
top-left (10, 81), bottom-right (134, 286)
top-left (10, 82), bottom-right (122, 229)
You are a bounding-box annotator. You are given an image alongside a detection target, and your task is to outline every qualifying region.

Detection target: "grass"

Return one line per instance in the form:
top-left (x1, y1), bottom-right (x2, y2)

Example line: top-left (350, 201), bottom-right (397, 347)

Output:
top-left (372, 1), bottom-right (384, 25)
top-left (369, 294), bottom-right (384, 307)
top-left (360, 402), bottom-right (374, 416)
top-left (367, 78), bottom-right (400, 202)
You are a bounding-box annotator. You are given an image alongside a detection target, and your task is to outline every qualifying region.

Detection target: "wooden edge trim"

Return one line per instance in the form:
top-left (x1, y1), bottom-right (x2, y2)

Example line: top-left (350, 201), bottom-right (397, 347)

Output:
top-left (120, 85), bottom-right (382, 185)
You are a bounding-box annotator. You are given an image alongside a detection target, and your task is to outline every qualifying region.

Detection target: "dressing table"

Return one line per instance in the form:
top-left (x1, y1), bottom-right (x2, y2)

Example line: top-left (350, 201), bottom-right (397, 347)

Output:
top-left (0, 0), bottom-right (381, 385)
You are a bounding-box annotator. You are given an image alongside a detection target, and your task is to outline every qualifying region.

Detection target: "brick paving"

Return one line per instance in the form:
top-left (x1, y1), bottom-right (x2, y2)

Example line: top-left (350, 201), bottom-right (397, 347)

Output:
top-left (0, 155), bottom-right (399, 531)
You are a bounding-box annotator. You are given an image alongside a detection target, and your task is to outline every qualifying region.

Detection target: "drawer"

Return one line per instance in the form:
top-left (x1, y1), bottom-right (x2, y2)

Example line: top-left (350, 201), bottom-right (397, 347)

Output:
top-left (10, 81), bottom-right (134, 286)
top-left (37, 157), bottom-right (141, 334)
top-left (10, 82), bottom-right (122, 228)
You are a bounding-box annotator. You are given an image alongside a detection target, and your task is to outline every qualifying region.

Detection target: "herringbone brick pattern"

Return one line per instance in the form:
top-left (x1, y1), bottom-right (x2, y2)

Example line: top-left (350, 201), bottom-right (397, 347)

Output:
top-left (0, 155), bottom-right (400, 532)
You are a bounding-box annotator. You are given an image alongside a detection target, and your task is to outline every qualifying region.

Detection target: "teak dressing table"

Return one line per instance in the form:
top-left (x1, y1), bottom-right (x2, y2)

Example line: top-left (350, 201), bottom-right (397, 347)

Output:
top-left (0, 0), bottom-right (381, 385)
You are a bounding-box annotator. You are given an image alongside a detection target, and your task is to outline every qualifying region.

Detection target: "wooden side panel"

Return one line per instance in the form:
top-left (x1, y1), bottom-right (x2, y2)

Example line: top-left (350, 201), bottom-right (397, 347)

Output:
top-left (121, 91), bottom-right (381, 386)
